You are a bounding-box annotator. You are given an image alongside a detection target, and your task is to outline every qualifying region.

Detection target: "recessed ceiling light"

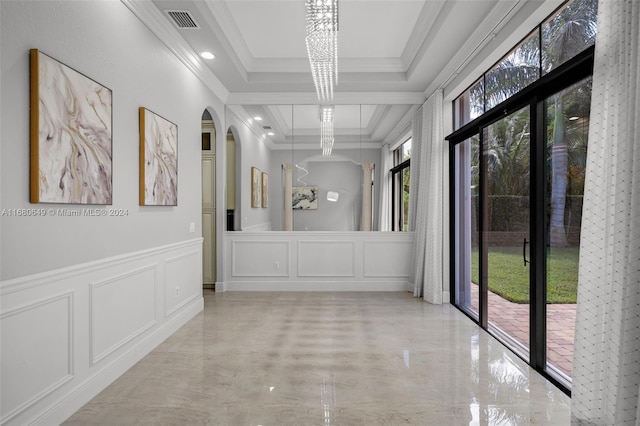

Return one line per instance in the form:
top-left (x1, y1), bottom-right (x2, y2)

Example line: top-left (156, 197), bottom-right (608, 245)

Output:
top-left (267, 132), bottom-right (275, 136)
top-left (200, 51), bottom-right (215, 60)
top-left (254, 116), bottom-right (263, 121)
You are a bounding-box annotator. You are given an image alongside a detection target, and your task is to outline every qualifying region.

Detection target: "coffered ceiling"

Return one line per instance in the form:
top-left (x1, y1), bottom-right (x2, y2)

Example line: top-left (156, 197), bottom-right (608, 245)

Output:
top-left (123, 0), bottom-right (562, 147)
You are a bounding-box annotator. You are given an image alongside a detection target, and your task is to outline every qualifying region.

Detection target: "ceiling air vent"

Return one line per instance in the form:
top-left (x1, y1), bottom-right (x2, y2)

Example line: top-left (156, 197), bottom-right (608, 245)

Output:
top-left (165, 10), bottom-right (199, 29)
top-left (262, 126), bottom-right (272, 130)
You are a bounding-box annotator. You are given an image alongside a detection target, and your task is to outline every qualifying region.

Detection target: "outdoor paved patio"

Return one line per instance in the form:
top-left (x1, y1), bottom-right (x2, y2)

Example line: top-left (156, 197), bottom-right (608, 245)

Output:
top-left (469, 283), bottom-right (576, 377)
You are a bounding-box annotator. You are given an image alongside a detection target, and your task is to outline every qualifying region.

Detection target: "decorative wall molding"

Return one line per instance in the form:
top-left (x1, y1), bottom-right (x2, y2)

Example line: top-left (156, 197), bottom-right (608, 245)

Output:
top-left (224, 232), bottom-right (414, 291)
top-left (165, 250), bottom-right (202, 317)
top-left (0, 239), bottom-right (203, 295)
top-left (231, 240), bottom-right (290, 277)
top-left (89, 265), bottom-right (158, 366)
top-left (0, 292), bottom-right (74, 425)
top-left (0, 239), bottom-right (203, 426)
top-left (363, 241), bottom-right (412, 277)
top-left (298, 240), bottom-right (356, 277)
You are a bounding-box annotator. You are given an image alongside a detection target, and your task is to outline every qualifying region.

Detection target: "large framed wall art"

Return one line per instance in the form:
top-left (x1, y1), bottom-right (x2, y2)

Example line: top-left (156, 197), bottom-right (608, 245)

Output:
top-left (29, 49), bottom-right (113, 204)
top-left (139, 107), bottom-right (178, 206)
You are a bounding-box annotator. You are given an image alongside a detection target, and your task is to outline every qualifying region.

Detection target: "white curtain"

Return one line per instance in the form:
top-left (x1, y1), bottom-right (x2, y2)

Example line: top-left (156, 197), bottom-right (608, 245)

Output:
top-left (378, 144), bottom-right (393, 231)
top-left (408, 90), bottom-right (444, 304)
top-left (571, 1), bottom-right (640, 424)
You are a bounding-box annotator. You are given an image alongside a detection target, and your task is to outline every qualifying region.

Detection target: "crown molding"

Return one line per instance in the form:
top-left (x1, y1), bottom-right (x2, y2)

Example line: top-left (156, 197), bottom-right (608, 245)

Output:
top-left (196, 0), bottom-right (250, 82)
top-left (423, 0), bottom-right (529, 97)
top-left (383, 105), bottom-right (420, 146)
top-left (249, 57), bottom-right (406, 74)
top-left (401, 1), bottom-right (448, 70)
top-left (227, 91), bottom-right (426, 105)
top-left (121, 0), bottom-right (230, 102)
top-left (365, 105), bottom-right (391, 138)
top-left (226, 105), bottom-right (276, 149)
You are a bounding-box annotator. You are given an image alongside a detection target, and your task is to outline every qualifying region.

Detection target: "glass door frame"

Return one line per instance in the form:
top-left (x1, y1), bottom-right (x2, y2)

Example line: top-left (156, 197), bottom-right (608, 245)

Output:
top-left (446, 46), bottom-right (594, 395)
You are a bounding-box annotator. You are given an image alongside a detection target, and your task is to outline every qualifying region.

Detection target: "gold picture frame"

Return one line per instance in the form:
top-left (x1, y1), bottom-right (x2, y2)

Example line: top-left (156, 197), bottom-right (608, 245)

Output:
top-left (139, 107), bottom-right (178, 206)
top-left (30, 49), bottom-right (113, 204)
top-left (251, 167), bottom-right (261, 208)
top-left (261, 172), bottom-right (269, 208)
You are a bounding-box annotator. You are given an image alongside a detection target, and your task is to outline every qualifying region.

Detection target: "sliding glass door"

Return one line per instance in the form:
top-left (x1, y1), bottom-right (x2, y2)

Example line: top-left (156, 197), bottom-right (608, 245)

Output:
top-left (453, 136), bottom-right (480, 320)
top-left (544, 77), bottom-right (591, 384)
top-left (483, 107), bottom-right (531, 359)
top-left (449, 74), bottom-right (593, 392)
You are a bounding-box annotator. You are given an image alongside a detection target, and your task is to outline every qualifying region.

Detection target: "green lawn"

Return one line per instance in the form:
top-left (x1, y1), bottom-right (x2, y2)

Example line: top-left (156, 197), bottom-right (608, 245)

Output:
top-left (471, 247), bottom-right (579, 303)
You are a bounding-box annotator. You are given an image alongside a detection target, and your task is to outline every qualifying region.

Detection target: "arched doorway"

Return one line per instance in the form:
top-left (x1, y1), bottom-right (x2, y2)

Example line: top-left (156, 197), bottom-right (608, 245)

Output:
top-left (201, 109), bottom-right (216, 290)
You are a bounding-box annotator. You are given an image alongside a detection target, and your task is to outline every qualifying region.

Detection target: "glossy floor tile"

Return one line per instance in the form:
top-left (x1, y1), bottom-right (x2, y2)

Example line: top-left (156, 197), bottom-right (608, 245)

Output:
top-left (64, 292), bottom-right (571, 425)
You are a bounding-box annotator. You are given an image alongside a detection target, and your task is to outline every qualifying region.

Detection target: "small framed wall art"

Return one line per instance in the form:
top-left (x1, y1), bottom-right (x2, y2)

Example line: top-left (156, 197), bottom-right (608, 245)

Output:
top-left (292, 186), bottom-right (318, 210)
top-left (251, 167), bottom-right (261, 208)
top-left (30, 49), bottom-right (113, 204)
top-left (261, 172), bottom-right (269, 208)
top-left (139, 107), bottom-right (178, 206)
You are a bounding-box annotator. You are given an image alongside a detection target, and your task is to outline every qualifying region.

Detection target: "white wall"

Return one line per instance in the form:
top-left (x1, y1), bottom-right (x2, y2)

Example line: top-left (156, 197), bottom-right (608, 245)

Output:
top-left (0, 0), bottom-right (223, 280)
top-left (0, 1), bottom-right (225, 424)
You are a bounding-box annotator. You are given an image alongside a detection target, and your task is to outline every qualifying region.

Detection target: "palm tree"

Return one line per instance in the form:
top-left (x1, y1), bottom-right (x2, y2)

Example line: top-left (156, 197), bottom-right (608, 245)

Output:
top-left (470, 0), bottom-right (597, 246)
top-left (544, 0), bottom-right (597, 246)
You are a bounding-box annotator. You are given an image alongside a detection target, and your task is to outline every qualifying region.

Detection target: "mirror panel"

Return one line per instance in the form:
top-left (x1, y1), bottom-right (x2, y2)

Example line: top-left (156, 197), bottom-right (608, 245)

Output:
top-left (225, 104), bottom-right (416, 231)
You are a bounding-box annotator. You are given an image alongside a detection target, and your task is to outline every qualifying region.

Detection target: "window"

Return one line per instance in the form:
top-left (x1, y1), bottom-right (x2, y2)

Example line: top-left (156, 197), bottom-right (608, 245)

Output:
top-left (391, 138), bottom-right (411, 231)
top-left (454, 0), bottom-right (597, 130)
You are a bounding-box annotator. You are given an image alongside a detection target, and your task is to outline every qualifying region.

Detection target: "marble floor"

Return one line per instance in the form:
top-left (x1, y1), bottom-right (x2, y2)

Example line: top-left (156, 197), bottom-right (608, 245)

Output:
top-left (64, 291), bottom-right (571, 425)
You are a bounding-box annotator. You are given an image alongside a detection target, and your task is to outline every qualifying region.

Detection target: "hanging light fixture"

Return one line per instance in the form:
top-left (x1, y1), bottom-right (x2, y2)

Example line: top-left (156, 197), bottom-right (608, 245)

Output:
top-left (305, 0), bottom-right (339, 103)
top-left (320, 106), bottom-right (335, 156)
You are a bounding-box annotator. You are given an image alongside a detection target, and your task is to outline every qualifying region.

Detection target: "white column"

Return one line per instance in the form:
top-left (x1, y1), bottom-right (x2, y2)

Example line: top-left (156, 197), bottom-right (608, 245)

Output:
top-left (361, 163), bottom-right (374, 231)
top-left (283, 163), bottom-right (293, 231)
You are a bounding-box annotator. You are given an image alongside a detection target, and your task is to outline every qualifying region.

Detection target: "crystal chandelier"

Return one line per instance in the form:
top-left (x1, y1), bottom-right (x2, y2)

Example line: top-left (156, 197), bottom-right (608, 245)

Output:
top-left (320, 106), bottom-right (335, 156)
top-left (305, 0), bottom-right (338, 103)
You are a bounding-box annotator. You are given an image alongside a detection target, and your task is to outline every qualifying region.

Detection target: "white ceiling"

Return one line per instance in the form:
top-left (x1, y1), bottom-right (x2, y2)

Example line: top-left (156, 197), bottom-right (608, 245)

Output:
top-left (124, 0), bottom-right (562, 148)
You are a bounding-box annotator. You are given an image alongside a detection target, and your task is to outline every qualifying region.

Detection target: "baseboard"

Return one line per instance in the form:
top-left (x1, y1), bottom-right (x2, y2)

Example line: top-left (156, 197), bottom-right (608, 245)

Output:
top-left (32, 297), bottom-right (203, 426)
top-left (223, 281), bottom-right (408, 292)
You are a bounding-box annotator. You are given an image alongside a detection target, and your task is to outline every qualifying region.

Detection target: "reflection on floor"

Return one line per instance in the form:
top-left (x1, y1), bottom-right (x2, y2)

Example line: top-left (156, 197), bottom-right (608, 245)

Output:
top-left (65, 292), bottom-right (571, 425)
top-left (470, 283), bottom-right (576, 377)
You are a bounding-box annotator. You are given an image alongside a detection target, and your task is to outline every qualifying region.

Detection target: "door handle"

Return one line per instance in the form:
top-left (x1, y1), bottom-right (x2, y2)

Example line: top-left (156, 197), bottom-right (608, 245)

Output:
top-left (523, 238), bottom-right (529, 266)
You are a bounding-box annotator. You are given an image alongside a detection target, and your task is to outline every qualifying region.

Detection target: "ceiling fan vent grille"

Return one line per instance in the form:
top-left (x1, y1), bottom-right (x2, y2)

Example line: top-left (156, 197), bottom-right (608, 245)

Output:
top-left (166, 10), bottom-right (199, 29)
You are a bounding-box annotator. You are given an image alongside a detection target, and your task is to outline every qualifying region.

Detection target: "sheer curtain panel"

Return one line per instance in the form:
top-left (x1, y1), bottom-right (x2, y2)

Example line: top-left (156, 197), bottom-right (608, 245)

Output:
top-left (378, 144), bottom-right (392, 231)
top-left (408, 90), bottom-right (444, 304)
top-left (571, 1), bottom-right (640, 424)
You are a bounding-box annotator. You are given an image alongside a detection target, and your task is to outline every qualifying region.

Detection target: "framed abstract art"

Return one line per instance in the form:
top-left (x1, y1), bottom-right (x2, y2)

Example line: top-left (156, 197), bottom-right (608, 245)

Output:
top-left (251, 167), bottom-right (261, 208)
top-left (261, 172), bottom-right (269, 208)
top-left (292, 186), bottom-right (318, 210)
top-left (139, 107), bottom-right (178, 206)
top-left (30, 49), bottom-right (113, 204)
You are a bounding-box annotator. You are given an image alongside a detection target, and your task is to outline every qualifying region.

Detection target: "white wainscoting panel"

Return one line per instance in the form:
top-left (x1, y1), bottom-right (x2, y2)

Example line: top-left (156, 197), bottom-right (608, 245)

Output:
top-left (0, 239), bottom-right (203, 426)
top-left (90, 265), bottom-right (157, 366)
top-left (223, 232), bottom-right (414, 291)
top-left (165, 250), bottom-right (201, 316)
top-left (363, 241), bottom-right (413, 277)
top-left (298, 241), bottom-right (356, 277)
top-left (232, 240), bottom-right (289, 277)
top-left (0, 293), bottom-right (73, 424)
